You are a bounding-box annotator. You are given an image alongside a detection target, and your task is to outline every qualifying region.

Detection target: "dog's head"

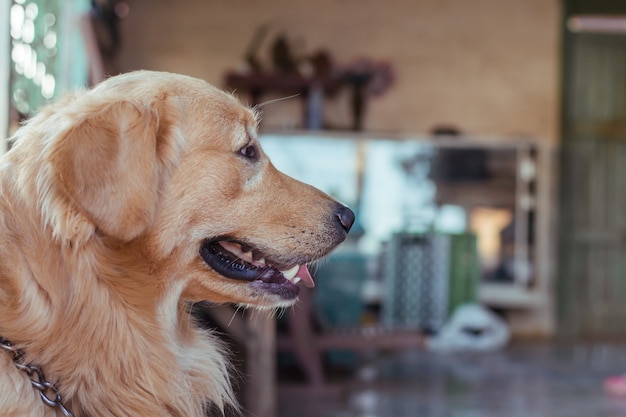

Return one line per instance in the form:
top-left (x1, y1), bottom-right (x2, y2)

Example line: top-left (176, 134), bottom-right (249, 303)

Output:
top-left (29, 71), bottom-right (353, 308)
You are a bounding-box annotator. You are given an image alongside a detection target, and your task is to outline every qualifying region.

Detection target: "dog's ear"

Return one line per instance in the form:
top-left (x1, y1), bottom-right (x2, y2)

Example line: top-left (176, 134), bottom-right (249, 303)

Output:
top-left (50, 100), bottom-right (166, 241)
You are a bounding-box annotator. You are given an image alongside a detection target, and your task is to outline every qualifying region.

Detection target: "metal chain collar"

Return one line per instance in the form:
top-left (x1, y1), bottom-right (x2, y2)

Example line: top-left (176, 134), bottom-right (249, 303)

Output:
top-left (0, 337), bottom-right (74, 417)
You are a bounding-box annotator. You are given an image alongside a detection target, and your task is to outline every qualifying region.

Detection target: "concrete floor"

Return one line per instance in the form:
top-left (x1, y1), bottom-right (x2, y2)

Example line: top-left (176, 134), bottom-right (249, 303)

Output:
top-left (277, 344), bottom-right (626, 417)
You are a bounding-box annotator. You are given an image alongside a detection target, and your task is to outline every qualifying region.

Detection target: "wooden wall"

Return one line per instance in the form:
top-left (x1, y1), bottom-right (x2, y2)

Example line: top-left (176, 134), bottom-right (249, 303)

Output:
top-left (118, 0), bottom-right (561, 143)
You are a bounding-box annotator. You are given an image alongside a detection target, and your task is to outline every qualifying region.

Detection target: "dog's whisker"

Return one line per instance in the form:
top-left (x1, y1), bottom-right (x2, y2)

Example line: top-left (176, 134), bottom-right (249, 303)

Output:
top-left (228, 307), bottom-right (240, 328)
top-left (252, 94), bottom-right (300, 111)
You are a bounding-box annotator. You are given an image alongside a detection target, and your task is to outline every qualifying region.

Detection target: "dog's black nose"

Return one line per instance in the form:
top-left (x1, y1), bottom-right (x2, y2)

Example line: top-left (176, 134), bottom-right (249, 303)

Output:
top-left (335, 205), bottom-right (355, 233)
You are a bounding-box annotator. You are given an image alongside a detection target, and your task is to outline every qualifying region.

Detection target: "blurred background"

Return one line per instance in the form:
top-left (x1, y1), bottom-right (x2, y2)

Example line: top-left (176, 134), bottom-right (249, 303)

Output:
top-left (3, 1), bottom-right (626, 416)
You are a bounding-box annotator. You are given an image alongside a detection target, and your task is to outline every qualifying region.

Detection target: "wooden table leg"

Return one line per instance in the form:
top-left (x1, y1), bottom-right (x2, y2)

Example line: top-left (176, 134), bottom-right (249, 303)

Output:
top-left (244, 312), bottom-right (276, 417)
top-left (286, 288), bottom-right (325, 387)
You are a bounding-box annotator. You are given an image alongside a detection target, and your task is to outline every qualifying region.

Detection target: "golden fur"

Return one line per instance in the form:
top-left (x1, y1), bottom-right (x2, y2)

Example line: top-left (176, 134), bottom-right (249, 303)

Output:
top-left (0, 71), bottom-right (352, 416)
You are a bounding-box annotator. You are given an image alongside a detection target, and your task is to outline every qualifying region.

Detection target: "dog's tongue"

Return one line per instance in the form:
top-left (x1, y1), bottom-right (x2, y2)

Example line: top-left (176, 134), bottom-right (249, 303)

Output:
top-left (297, 265), bottom-right (315, 288)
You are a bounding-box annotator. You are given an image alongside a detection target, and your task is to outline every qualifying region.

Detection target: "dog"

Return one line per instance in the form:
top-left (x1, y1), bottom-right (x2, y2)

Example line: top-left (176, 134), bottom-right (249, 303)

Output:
top-left (0, 71), bottom-right (354, 416)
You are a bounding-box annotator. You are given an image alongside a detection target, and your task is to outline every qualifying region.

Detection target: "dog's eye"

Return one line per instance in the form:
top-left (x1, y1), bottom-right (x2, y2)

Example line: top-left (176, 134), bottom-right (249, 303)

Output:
top-left (239, 143), bottom-right (259, 161)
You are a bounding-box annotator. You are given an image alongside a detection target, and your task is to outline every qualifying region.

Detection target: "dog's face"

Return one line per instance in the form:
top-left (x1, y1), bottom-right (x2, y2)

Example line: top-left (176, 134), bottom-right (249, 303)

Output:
top-left (40, 71), bottom-right (353, 309)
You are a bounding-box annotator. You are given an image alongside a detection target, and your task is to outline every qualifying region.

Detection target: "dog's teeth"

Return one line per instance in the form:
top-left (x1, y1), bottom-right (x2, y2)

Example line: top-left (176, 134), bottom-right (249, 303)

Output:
top-left (281, 265), bottom-right (299, 281)
top-left (219, 241), bottom-right (257, 263)
top-left (219, 241), bottom-right (242, 256)
top-left (258, 258), bottom-right (266, 266)
top-left (293, 277), bottom-right (301, 284)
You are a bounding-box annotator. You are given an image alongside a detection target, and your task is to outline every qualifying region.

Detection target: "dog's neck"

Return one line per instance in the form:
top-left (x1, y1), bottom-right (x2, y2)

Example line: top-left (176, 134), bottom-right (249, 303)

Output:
top-left (0, 231), bottom-right (235, 417)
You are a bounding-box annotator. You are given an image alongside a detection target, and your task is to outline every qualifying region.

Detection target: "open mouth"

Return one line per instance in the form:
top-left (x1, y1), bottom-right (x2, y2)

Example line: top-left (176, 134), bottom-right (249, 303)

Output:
top-left (199, 240), bottom-right (315, 299)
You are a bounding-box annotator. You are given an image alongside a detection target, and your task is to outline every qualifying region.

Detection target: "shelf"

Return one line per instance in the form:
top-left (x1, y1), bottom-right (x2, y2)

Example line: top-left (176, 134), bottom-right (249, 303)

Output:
top-left (479, 283), bottom-right (542, 309)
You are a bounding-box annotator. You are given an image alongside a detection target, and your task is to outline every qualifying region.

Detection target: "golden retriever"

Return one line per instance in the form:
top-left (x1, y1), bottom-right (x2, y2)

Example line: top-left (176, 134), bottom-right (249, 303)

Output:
top-left (0, 71), bottom-right (354, 416)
